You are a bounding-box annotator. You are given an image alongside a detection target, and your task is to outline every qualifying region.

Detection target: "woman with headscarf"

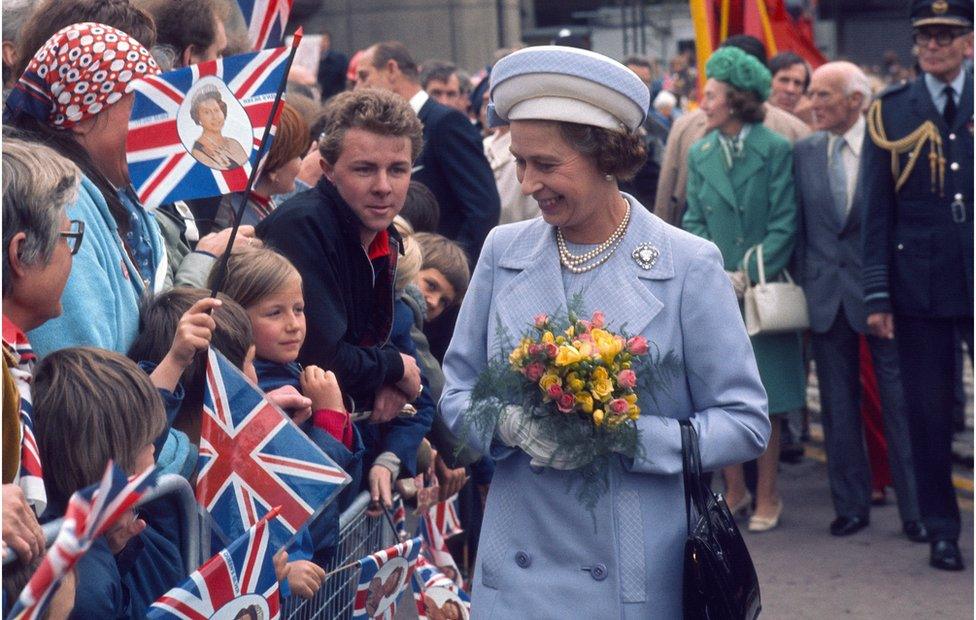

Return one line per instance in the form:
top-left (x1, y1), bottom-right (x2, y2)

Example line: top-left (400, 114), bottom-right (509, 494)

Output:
top-left (682, 46), bottom-right (806, 533)
top-left (4, 22), bottom-right (243, 356)
top-left (439, 46), bottom-right (769, 617)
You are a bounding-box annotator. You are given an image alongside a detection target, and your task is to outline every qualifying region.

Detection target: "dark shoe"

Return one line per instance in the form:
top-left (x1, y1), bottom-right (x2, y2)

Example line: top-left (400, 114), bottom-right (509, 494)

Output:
top-left (903, 521), bottom-right (929, 543)
top-left (779, 443), bottom-right (804, 464)
top-left (930, 540), bottom-right (964, 571)
top-left (830, 515), bottom-right (869, 536)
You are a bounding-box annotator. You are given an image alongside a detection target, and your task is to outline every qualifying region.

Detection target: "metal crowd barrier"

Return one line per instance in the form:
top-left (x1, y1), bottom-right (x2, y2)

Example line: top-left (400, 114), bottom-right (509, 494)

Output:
top-left (281, 491), bottom-right (399, 620)
top-left (2, 474), bottom-right (201, 575)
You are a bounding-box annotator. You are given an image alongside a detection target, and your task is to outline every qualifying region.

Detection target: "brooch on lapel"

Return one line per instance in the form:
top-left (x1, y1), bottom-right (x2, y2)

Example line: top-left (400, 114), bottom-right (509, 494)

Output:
top-left (632, 243), bottom-right (660, 270)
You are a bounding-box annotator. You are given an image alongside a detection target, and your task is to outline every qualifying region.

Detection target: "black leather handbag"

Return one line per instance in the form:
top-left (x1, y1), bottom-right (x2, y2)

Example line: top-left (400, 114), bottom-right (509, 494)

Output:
top-left (681, 420), bottom-right (761, 619)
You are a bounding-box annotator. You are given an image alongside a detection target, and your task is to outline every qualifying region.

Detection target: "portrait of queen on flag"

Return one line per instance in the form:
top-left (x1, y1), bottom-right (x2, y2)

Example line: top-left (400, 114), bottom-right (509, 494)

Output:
top-left (126, 43), bottom-right (292, 208)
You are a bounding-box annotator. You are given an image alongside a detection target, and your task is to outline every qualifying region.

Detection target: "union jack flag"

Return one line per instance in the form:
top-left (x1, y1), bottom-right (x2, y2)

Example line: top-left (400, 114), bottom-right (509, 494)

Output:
top-left (237, 0), bottom-right (294, 50)
top-left (195, 348), bottom-right (350, 552)
top-left (126, 45), bottom-right (290, 208)
top-left (2, 317), bottom-right (45, 514)
top-left (147, 507), bottom-right (281, 620)
top-left (8, 462), bottom-right (157, 620)
top-left (353, 536), bottom-right (422, 620)
top-left (411, 555), bottom-right (470, 620)
top-left (419, 497), bottom-right (463, 586)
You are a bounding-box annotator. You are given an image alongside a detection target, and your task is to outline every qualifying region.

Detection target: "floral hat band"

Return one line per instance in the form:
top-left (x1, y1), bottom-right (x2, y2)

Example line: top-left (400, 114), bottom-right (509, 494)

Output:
top-left (5, 22), bottom-right (159, 128)
top-left (705, 46), bottom-right (772, 102)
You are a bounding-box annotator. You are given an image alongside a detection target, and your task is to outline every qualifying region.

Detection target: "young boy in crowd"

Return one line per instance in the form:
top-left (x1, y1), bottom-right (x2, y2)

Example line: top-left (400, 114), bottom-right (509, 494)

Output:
top-left (413, 232), bottom-right (469, 324)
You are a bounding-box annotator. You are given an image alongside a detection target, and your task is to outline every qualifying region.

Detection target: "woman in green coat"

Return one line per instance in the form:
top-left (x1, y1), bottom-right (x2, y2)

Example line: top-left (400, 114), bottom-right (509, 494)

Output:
top-left (683, 46), bottom-right (805, 533)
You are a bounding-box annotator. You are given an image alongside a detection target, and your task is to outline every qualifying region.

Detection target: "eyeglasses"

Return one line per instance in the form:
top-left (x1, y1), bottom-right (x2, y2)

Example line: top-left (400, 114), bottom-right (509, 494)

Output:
top-left (59, 219), bottom-right (85, 255)
top-left (913, 28), bottom-right (969, 47)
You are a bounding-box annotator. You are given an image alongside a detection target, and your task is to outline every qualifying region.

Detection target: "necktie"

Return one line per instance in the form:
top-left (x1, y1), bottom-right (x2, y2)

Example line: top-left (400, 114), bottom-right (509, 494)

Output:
top-left (943, 85), bottom-right (957, 126)
top-left (829, 136), bottom-right (849, 222)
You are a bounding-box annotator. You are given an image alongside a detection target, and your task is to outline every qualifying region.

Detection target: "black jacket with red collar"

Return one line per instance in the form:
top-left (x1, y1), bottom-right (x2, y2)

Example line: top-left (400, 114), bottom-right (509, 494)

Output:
top-left (257, 178), bottom-right (403, 410)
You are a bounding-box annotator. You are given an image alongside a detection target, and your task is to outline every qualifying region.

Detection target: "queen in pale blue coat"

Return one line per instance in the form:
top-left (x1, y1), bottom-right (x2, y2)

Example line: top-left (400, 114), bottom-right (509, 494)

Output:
top-left (439, 46), bottom-right (770, 618)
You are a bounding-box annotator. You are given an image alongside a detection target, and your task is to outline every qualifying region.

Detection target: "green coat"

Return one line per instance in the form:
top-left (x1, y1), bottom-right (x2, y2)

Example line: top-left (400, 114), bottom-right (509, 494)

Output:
top-left (682, 123), bottom-right (805, 414)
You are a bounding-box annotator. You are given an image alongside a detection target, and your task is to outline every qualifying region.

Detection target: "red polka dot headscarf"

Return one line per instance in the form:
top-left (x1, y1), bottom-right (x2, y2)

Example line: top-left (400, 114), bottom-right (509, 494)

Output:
top-left (5, 22), bottom-right (159, 128)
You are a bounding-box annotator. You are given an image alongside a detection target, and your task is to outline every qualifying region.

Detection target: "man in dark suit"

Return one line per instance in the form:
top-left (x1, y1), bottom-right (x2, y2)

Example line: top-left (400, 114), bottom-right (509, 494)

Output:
top-left (796, 61), bottom-right (923, 542)
top-left (355, 41), bottom-right (500, 261)
top-left (861, 0), bottom-right (973, 571)
top-left (316, 31), bottom-right (348, 102)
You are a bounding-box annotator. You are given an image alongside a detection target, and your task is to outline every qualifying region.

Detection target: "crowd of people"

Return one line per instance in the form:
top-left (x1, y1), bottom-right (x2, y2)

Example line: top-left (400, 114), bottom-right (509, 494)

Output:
top-left (0, 0), bottom-right (972, 616)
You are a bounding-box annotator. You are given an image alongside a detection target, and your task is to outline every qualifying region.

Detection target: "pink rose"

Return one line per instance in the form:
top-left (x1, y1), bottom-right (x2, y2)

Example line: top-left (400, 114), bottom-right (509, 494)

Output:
top-left (524, 362), bottom-right (545, 382)
top-left (528, 343), bottom-right (542, 356)
top-left (547, 384), bottom-right (564, 399)
top-left (617, 369), bottom-right (637, 389)
top-left (534, 314), bottom-right (549, 328)
top-left (545, 343), bottom-right (559, 358)
top-left (591, 311), bottom-right (606, 329)
top-left (578, 319), bottom-right (591, 331)
top-left (557, 392), bottom-right (576, 413)
top-left (609, 398), bottom-right (629, 415)
top-left (627, 336), bottom-right (649, 355)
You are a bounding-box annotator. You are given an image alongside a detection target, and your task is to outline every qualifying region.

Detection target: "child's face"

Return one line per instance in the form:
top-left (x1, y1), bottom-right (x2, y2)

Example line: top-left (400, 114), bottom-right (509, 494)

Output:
top-left (247, 276), bottom-right (306, 364)
top-left (416, 268), bottom-right (456, 321)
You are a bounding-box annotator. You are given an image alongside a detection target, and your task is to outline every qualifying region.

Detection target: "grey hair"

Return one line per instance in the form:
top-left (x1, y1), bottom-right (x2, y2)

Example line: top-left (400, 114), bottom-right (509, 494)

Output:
top-left (1, 0), bottom-right (36, 44)
top-left (833, 61), bottom-right (872, 111)
top-left (2, 137), bottom-right (80, 297)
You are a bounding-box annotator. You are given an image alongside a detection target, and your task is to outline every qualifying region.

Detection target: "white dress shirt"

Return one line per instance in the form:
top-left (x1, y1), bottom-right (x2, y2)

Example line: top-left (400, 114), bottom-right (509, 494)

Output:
top-left (827, 115), bottom-right (865, 216)
top-left (408, 89), bottom-right (429, 115)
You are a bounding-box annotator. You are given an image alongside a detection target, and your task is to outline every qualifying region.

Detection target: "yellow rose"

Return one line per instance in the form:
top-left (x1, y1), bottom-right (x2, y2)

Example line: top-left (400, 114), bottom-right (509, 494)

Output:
top-left (591, 378), bottom-right (614, 401)
top-left (509, 347), bottom-right (525, 366)
top-left (541, 331), bottom-right (555, 345)
top-left (624, 393), bottom-right (638, 405)
top-left (576, 392), bottom-right (594, 413)
top-left (539, 373), bottom-right (562, 391)
top-left (628, 404), bottom-right (641, 419)
top-left (593, 409), bottom-right (605, 426)
top-left (555, 345), bottom-right (583, 367)
top-left (565, 326), bottom-right (575, 338)
top-left (591, 366), bottom-right (609, 381)
top-left (566, 372), bottom-right (585, 393)
top-left (595, 333), bottom-right (624, 364)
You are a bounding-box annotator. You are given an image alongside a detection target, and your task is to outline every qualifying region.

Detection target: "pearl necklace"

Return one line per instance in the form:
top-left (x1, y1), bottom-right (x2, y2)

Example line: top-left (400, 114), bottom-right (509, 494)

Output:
top-left (556, 202), bottom-right (632, 274)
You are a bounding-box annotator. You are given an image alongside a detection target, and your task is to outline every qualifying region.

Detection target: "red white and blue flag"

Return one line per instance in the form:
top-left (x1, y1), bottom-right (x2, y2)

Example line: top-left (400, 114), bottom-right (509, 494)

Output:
top-left (147, 507), bottom-right (281, 620)
top-left (353, 537), bottom-right (422, 620)
top-left (411, 554), bottom-right (470, 620)
top-left (195, 348), bottom-right (350, 552)
top-left (237, 0), bottom-right (294, 50)
top-left (8, 462), bottom-right (157, 620)
top-left (419, 497), bottom-right (464, 587)
top-left (126, 45), bottom-right (290, 208)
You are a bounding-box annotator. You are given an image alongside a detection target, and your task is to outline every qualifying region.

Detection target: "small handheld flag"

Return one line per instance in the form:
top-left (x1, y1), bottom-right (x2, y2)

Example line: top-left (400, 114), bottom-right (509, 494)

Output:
top-left (353, 537), bottom-right (422, 620)
top-left (195, 347), bottom-right (350, 551)
top-left (419, 497), bottom-right (464, 587)
top-left (126, 44), bottom-right (292, 209)
top-left (148, 507), bottom-right (282, 619)
top-left (237, 0), bottom-right (294, 50)
top-left (412, 555), bottom-right (470, 620)
top-left (8, 463), bottom-right (157, 620)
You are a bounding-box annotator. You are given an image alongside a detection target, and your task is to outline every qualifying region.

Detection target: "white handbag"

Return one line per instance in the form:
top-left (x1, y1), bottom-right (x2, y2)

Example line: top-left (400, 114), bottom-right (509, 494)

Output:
top-left (741, 244), bottom-right (809, 337)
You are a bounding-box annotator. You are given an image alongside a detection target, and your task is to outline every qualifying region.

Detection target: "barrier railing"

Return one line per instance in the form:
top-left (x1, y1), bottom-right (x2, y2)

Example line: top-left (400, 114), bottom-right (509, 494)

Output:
top-left (2, 474), bottom-right (201, 575)
top-left (281, 491), bottom-right (398, 620)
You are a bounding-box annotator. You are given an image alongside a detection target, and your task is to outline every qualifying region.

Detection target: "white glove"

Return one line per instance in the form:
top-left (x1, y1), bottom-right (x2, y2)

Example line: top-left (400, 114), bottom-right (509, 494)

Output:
top-left (497, 406), bottom-right (587, 470)
top-left (726, 270), bottom-right (748, 299)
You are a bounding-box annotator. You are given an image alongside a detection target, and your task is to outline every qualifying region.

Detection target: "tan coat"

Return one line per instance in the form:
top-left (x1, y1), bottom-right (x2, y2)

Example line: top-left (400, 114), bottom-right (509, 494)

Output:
top-left (653, 103), bottom-right (811, 226)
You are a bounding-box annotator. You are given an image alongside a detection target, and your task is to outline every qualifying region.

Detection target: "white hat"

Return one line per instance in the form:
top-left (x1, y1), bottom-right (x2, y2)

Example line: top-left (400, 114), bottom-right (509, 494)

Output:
top-left (487, 46), bottom-right (650, 134)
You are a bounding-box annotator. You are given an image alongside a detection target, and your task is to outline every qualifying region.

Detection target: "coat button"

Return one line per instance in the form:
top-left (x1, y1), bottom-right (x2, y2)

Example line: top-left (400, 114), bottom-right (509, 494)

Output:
top-left (897, 243), bottom-right (904, 251)
top-left (515, 551), bottom-right (531, 568)
top-left (949, 133), bottom-right (957, 140)
top-left (590, 563), bottom-right (608, 581)
top-left (955, 193), bottom-right (964, 201)
top-left (951, 162), bottom-right (960, 171)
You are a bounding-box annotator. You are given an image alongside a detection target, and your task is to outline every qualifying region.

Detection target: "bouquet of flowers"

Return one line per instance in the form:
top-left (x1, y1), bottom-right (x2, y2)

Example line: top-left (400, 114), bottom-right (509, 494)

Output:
top-left (460, 300), bottom-right (679, 513)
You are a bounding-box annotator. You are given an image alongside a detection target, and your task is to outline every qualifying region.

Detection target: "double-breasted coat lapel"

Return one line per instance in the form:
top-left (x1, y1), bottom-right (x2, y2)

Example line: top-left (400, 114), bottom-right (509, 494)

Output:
top-left (493, 196), bottom-right (670, 342)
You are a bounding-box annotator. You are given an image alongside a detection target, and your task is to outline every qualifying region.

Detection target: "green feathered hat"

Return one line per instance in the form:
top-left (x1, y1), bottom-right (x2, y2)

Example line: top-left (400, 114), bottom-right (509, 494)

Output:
top-left (705, 47), bottom-right (772, 102)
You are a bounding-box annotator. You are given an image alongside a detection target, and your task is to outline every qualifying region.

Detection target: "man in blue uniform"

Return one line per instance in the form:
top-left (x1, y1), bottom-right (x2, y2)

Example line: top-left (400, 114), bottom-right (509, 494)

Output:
top-left (860, 0), bottom-right (973, 571)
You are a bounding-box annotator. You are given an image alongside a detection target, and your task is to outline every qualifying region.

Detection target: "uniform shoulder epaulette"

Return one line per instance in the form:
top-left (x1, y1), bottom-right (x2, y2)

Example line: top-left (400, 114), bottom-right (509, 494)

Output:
top-left (876, 79), bottom-right (911, 99)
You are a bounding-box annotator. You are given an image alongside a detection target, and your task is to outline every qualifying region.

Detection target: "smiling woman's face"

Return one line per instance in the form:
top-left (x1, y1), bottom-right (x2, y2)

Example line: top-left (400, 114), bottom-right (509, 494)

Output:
top-left (508, 120), bottom-right (607, 234)
top-left (196, 98), bottom-right (226, 132)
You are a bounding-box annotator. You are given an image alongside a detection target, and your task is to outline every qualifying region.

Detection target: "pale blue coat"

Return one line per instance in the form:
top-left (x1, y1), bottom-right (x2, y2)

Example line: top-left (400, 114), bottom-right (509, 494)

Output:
top-left (440, 196), bottom-right (770, 618)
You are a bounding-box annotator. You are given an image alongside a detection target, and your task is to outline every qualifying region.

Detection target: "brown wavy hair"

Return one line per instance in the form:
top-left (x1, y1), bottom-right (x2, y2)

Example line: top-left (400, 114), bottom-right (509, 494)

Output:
top-left (556, 122), bottom-right (647, 181)
top-left (317, 89), bottom-right (424, 165)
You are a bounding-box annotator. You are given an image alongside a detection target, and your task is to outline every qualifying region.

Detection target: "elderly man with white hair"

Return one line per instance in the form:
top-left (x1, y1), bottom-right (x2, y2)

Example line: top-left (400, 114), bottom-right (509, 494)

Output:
top-left (793, 61), bottom-right (925, 542)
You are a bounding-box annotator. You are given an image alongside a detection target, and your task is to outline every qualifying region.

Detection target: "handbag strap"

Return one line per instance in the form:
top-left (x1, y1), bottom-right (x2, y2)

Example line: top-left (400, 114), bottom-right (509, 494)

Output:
top-left (741, 244), bottom-right (767, 286)
top-left (679, 420), bottom-right (711, 535)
